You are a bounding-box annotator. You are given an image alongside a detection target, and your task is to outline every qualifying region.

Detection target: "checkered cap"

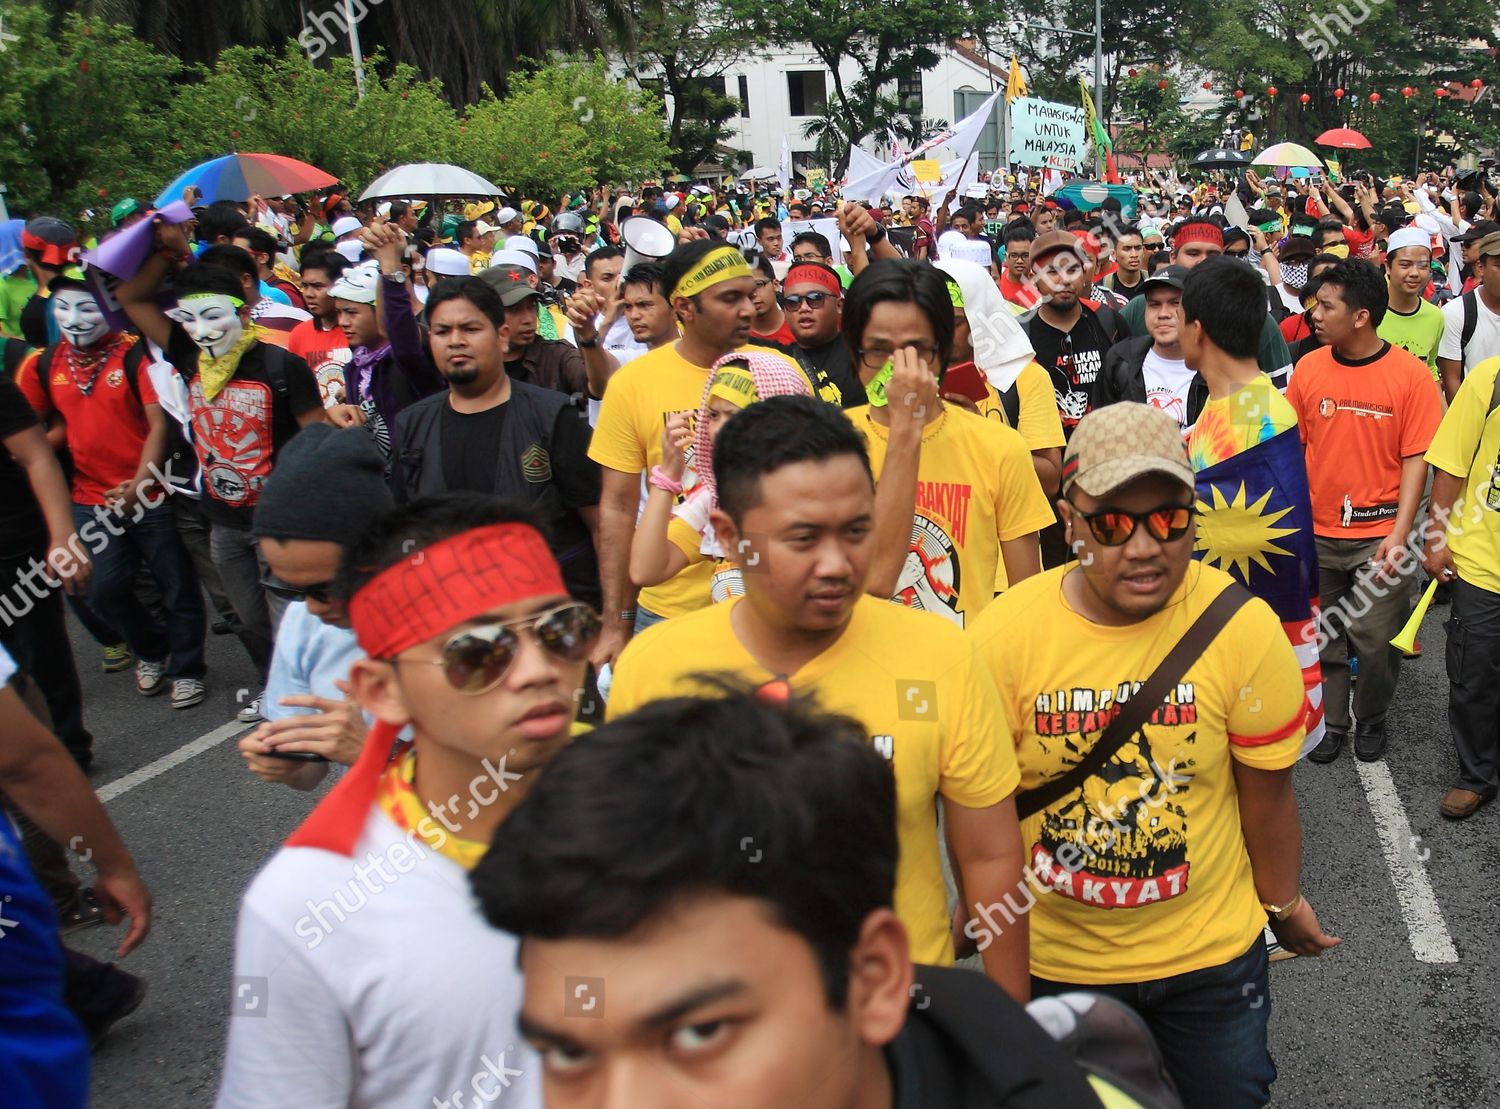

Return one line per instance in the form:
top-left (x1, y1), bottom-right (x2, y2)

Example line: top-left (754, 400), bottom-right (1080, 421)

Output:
top-left (1062, 403), bottom-right (1194, 498)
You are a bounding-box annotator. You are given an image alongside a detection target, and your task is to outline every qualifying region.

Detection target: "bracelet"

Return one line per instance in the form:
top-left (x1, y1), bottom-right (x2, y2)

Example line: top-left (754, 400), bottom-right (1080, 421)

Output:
top-left (649, 466), bottom-right (683, 495)
top-left (619, 609), bottom-right (638, 623)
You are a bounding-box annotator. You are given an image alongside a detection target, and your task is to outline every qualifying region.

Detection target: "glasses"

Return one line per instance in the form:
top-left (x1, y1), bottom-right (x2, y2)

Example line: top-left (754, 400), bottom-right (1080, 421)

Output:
top-left (784, 292), bottom-right (833, 309)
top-left (1074, 504), bottom-right (1197, 547)
top-left (392, 602), bottom-right (601, 695)
top-left (262, 577), bottom-right (336, 605)
top-left (1225, 247), bottom-right (1251, 258)
top-left (857, 343), bottom-right (940, 370)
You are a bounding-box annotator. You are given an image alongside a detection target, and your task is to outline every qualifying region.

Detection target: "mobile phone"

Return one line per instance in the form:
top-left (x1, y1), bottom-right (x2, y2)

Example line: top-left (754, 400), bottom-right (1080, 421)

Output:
top-left (262, 749), bottom-right (330, 763)
top-left (941, 360), bottom-right (990, 404)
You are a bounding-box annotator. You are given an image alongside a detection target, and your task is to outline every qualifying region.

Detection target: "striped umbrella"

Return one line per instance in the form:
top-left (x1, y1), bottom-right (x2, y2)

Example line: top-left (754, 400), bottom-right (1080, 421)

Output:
top-left (154, 153), bottom-right (339, 207)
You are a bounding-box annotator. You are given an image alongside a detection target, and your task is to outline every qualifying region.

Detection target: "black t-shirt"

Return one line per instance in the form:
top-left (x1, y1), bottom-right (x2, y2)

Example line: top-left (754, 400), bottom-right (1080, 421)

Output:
top-left (794, 337), bottom-right (863, 408)
top-left (441, 403), bottom-right (507, 493)
top-left (166, 324), bottom-right (324, 530)
top-left (20, 294), bottom-right (49, 349)
top-left (1024, 309), bottom-right (1116, 437)
top-left (0, 376), bottom-right (49, 559)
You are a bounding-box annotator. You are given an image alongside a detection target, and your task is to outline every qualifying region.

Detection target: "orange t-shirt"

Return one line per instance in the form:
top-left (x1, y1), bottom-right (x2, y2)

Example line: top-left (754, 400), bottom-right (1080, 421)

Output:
top-left (1284, 341), bottom-right (1442, 538)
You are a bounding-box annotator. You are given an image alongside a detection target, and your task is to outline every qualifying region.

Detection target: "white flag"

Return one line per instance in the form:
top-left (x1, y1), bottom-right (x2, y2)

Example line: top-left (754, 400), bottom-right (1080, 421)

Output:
top-left (841, 88), bottom-right (1003, 205)
top-left (777, 137), bottom-right (792, 193)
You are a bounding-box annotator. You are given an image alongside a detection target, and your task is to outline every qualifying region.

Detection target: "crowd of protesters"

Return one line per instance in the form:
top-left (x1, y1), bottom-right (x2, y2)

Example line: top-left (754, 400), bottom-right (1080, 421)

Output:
top-left (2, 154), bottom-right (1499, 1109)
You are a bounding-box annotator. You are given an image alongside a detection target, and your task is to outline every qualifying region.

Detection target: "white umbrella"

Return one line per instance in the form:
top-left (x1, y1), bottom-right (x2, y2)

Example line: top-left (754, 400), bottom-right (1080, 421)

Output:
top-left (739, 166), bottom-right (779, 181)
top-left (359, 163), bottom-right (502, 200)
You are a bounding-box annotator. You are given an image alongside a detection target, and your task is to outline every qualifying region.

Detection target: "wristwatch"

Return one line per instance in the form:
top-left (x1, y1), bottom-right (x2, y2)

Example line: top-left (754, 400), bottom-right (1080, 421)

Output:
top-left (382, 269), bottom-right (408, 284)
top-left (577, 335), bottom-right (599, 348)
top-left (1260, 893), bottom-right (1302, 922)
top-left (867, 223), bottom-right (887, 245)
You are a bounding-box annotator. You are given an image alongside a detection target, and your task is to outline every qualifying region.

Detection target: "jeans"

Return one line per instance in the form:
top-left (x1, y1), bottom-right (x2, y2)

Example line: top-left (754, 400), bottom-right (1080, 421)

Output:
top-left (0, 552), bottom-right (93, 761)
top-left (1033, 935), bottom-right (1275, 1109)
top-left (210, 523), bottom-right (288, 681)
top-left (633, 606), bottom-right (668, 636)
top-left (72, 501), bottom-right (205, 680)
top-left (1315, 534), bottom-right (1416, 732)
top-left (1446, 577), bottom-right (1500, 794)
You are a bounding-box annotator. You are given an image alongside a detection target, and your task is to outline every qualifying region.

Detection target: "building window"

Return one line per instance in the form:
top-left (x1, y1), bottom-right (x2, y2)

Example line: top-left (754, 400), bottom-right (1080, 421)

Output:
top-left (678, 75), bottom-right (728, 121)
top-left (897, 73), bottom-right (922, 114)
top-left (738, 74), bottom-right (750, 117)
top-left (787, 70), bottom-right (828, 117)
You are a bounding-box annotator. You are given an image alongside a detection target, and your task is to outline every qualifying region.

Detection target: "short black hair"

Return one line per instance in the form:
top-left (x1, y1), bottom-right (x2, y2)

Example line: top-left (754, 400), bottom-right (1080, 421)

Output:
top-left (425, 276), bottom-right (506, 328)
top-left (234, 226), bottom-right (279, 262)
top-left (583, 245), bottom-right (623, 278)
top-left (620, 262), bottom-right (667, 299)
top-left (198, 244), bottom-right (259, 289)
top-left (713, 395), bottom-right (872, 523)
top-left (455, 219), bottom-right (479, 245)
top-left (754, 217), bottom-right (782, 238)
top-left (841, 258), bottom-right (955, 372)
top-left (471, 685), bottom-right (897, 1009)
top-left (660, 238), bottom-right (733, 304)
top-left (1181, 256), bottom-right (1265, 359)
top-left (198, 202), bottom-right (250, 244)
top-left (1003, 221), bottom-right (1037, 246)
top-left (955, 205), bottom-right (982, 226)
top-left (1108, 221), bottom-right (1142, 243)
top-left (1147, 249), bottom-right (1172, 273)
top-left (299, 248), bottom-right (349, 282)
top-left (791, 231), bottom-right (833, 259)
top-left (1319, 257), bottom-right (1388, 329)
top-left (172, 262), bottom-right (248, 303)
top-left (337, 493), bottom-right (545, 605)
top-left (751, 253), bottom-right (776, 281)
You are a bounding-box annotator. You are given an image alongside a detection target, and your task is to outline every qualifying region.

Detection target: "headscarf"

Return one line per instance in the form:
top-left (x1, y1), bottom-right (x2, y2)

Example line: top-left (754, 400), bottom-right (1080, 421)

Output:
top-left (933, 258), bottom-right (1036, 392)
top-left (0, 219), bottom-right (25, 276)
top-left (692, 352), bottom-right (812, 511)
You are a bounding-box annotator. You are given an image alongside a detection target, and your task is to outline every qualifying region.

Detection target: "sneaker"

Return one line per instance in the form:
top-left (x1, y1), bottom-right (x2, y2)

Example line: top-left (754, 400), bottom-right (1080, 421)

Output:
top-left (134, 660), bottom-right (166, 697)
top-left (237, 693), bottom-right (265, 724)
top-left (101, 644), bottom-right (134, 673)
top-left (1307, 729), bottom-right (1346, 764)
top-left (58, 888), bottom-right (104, 936)
top-left (170, 678), bottom-right (206, 710)
top-left (1264, 923), bottom-right (1298, 963)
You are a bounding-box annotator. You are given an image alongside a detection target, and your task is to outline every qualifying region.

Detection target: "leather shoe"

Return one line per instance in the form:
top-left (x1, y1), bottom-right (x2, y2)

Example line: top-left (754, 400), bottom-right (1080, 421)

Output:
top-left (1354, 723), bottom-right (1387, 762)
top-left (1439, 786), bottom-right (1496, 820)
top-left (1308, 729), bottom-right (1346, 764)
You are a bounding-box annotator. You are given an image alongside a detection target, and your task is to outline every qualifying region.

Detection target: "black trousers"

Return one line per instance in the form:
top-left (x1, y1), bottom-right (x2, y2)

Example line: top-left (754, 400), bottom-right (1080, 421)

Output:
top-left (1446, 577), bottom-right (1500, 794)
top-left (0, 551), bottom-right (92, 761)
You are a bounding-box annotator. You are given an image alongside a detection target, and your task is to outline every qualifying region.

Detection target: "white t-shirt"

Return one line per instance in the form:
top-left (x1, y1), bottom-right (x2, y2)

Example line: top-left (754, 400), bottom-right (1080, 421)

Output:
top-left (1439, 291), bottom-right (1500, 374)
top-left (1275, 285), bottom-right (1304, 317)
top-left (218, 809), bottom-right (540, 1109)
top-left (1142, 348), bottom-right (1197, 429)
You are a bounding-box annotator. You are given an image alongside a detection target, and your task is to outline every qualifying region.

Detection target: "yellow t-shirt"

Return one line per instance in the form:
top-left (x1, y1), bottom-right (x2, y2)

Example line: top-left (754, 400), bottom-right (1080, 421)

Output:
top-left (609, 595), bottom-right (1021, 965)
top-left (1186, 374), bottom-right (1298, 472)
top-left (976, 361), bottom-right (1067, 455)
top-left (970, 562), bottom-right (1306, 984)
top-left (589, 342), bottom-right (812, 618)
top-left (1425, 355), bottom-right (1500, 594)
top-left (852, 403), bottom-right (1053, 620)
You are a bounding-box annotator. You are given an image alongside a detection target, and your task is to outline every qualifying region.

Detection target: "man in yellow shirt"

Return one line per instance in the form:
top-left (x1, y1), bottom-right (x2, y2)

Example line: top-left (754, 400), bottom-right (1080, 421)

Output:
top-left (607, 396), bottom-right (1030, 1002)
top-left (971, 403), bottom-right (1338, 1109)
top-left (1423, 354), bottom-right (1500, 819)
top-left (589, 241), bottom-right (840, 657)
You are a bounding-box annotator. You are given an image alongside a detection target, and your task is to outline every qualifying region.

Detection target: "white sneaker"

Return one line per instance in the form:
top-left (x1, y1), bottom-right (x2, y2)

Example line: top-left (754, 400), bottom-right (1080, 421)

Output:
top-left (237, 693), bottom-right (265, 724)
top-left (170, 678), bottom-right (206, 710)
top-left (135, 659), bottom-right (166, 697)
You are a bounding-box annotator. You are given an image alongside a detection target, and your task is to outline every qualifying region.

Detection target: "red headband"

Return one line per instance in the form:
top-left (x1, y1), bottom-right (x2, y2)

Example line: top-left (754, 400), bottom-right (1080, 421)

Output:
top-left (22, 231), bottom-right (78, 269)
top-left (1174, 222), bottom-right (1225, 250)
top-left (784, 263), bottom-right (841, 296)
top-left (349, 523), bottom-right (566, 659)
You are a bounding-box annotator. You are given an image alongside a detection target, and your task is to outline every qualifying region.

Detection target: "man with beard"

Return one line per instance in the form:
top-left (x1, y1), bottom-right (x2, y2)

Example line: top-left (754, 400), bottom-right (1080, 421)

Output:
top-left (784, 261), bottom-right (861, 407)
top-left (393, 278), bottom-right (602, 609)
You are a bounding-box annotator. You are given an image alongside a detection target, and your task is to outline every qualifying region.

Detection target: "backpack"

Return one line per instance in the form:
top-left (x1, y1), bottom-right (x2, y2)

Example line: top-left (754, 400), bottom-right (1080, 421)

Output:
top-left (1459, 290), bottom-right (1479, 375)
top-left (1027, 992), bottom-right (1184, 1109)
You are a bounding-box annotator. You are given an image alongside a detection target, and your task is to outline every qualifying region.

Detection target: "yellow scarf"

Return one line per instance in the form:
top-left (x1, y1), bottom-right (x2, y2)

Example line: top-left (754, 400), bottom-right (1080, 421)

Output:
top-left (197, 324), bottom-right (267, 403)
top-left (375, 746), bottom-right (489, 870)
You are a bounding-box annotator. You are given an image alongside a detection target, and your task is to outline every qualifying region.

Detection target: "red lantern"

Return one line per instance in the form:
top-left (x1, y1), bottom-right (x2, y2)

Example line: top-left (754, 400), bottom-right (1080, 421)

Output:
top-left (1128, 68), bottom-right (1138, 77)
top-left (1267, 86), bottom-right (1278, 98)
top-left (1369, 92), bottom-right (1380, 104)
top-left (1158, 78), bottom-right (1169, 90)
top-left (1334, 88), bottom-right (1345, 100)
top-left (1234, 88), bottom-right (1245, 99)
top-left (1402, 86), bottom-right (1415, 97)
top-left (1472, 79), bottom-right (1484, 89)
top-left (1202, 80), bottom-right (1212, 90)
top-left (1299, 92), bottom-right (1311, 104)
top-left (1436, 87), bottom-right (1449, 98)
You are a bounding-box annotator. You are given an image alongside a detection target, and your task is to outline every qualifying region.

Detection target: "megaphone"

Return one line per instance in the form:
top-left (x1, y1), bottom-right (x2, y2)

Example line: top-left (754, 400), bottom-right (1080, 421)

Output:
top-left (1390, 578), bottom-right (1440, 654)
top-left (621, 217), bottom-right (676, 274)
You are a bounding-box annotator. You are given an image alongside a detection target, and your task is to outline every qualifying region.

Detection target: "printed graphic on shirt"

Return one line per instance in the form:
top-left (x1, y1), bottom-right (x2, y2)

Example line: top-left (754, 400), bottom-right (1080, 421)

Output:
top-left (1145, 384), bottom-right (1188, 427)
top-left (1055, 348), bottom-right (1102, 429)
top-left (709, 562), bottom-right (745, 604)
top-left (894, 513), bottom-right (962, 627)
top-left (190, 378), bottom-right (274, 508)
top-left (1029, 684), bottom-right (1197, 909)
top-left (309, 348), bottom-right (352, 406)
top-left (1317, 396), bottom-right (1393, 421)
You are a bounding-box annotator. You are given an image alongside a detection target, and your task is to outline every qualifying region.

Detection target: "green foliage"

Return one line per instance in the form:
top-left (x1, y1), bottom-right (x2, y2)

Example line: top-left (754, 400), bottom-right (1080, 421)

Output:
top-left (1114, 73), bottom-right (1224, 164)
top-left (457, 55), bottom-right (671, 199)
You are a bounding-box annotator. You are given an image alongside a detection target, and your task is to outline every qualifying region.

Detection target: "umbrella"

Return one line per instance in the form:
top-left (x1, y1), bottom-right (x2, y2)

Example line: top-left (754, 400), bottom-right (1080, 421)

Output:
top-left (1314, 126), bottom-right (1371, 150)
top-left (666, 174), bottom-right (693, 184)
top-left (1252, 142), bottom-right (1324, 169)
top-left (739, 166), bottom-right (779, 181)
top-left (1190, 147), bottom-right (1253, 171)
top-left (1053, 181), bottom-right (1139, 219)
top-left (155, 153), bottom-right (338, 207)
top-left (358, 163), bottom-right (502, 201)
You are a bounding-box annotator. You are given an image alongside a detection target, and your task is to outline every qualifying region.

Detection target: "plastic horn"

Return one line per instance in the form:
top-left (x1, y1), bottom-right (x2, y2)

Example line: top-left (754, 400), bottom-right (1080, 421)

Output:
top-left (1390, 578), bottom-right (1440, 653)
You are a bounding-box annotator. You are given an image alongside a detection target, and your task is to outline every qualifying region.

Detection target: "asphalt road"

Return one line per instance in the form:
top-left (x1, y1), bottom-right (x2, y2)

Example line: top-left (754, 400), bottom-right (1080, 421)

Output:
top-left (64, 598), bottom-right (1500, 1108)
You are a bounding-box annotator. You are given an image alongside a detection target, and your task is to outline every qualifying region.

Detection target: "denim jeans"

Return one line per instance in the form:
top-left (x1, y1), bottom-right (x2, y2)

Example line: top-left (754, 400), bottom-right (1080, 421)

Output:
top-left (1032, 934), bottom-right (1275, 1109)
top-left (73, 500), bottom-right (206, 680)
top-left (633, 606), bottom-right (668, 636)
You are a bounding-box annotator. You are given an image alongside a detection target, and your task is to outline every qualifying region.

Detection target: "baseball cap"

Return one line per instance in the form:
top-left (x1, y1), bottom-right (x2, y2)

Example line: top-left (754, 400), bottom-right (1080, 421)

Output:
top-left (1061, 403), bottom-right (1195, 498)
top-left (473, 220), bottom-right (502, 236)
top-left (1029, 229), bottom-right (1087, 269)
top-left (1479, 230), bottom-right (1500, 258)
top-left (1453, 220), bottom-right (1500, 244)
top-left (479, 267), bottom-right (540, 306)
top-left (1140, 264), bottom-right (1189, 294)
top-left (110, 198), bottom-right (141, 227)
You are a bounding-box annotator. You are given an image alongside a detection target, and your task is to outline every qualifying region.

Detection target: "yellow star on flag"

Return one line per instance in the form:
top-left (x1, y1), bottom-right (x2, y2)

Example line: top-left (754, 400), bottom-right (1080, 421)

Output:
top-left (1194, 482), bottom-right (1298, 578)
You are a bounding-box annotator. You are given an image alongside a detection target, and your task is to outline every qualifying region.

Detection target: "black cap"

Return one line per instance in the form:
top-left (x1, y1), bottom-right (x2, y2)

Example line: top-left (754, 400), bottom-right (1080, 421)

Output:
top-left (1141, 264), bottom-right (1189, 293)
top-left (1453, 219), bottom-right (1500, 244)
top-left (252, 425), bottom-right (393, 545)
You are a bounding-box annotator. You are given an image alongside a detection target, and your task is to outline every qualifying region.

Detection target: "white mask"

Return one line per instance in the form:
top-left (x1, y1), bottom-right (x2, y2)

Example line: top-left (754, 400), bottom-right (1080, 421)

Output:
top-left (52, 288), bottom-right (109, 349)
top-left (169, 294), bottom-right (246, 358)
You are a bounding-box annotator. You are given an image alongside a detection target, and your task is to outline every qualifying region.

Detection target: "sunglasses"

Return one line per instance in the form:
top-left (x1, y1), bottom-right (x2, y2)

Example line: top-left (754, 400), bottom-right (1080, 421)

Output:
top-left (784, 292), bottom-right (833, 309)
top-left (262, 576), bottom-right (336, 605)
top-left (1074, 503), bottom-right (1197, 546)
top-left (394, 602), bottom-right (601, 695)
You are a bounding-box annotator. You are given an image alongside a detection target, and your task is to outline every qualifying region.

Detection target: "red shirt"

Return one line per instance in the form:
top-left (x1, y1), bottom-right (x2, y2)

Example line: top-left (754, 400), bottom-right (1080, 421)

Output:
top-left (288, 318), bottom-right (352, 407)
top-left (17, 335), bottom-right (158, 506)
top-left (1000, 272), bottom-right (1041, 309)
top-left (751, 319), bottom-right (796, 347)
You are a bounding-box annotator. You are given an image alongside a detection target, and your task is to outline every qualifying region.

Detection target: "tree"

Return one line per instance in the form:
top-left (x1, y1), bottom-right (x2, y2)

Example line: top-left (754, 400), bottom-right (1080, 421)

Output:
top-left (457, 55), bottom-right (672, 200)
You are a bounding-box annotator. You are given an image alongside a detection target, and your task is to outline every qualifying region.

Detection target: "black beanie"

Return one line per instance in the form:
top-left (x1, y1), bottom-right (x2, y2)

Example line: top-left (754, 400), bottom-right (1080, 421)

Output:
top-left (251, 424), bottom-right (394, 546)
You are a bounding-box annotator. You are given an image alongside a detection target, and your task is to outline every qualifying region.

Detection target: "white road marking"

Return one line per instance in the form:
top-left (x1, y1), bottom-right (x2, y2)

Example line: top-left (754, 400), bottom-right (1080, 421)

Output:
top-left (1355, 758), bottom-right (1459, 963)
top-left (96, 719), bottom-right (250, 803)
